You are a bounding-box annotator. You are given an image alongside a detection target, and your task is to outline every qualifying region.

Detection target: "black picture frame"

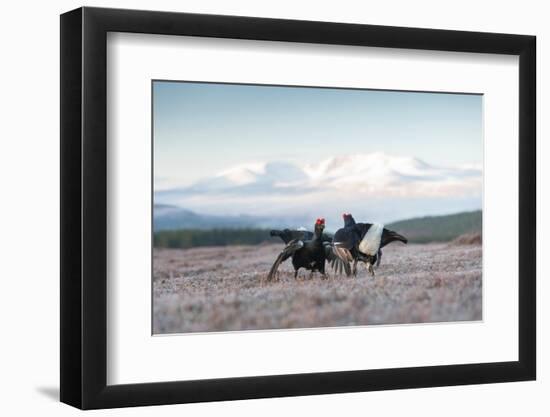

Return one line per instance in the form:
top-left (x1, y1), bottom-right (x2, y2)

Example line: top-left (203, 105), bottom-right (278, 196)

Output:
top-left (60, 6), bottom-right (536, 410)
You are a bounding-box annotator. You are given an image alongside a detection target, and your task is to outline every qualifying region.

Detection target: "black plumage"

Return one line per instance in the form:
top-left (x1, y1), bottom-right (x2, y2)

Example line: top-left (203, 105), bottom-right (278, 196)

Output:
top-left (270, 228), bottom-right (332, 244)
top-left (270, 228), bottom-right (313, 244)
top-left (332, 213), bottom-right (363, 275)
top-left (332, 213), bottom-right (407, 276)
top-left (268, 218), bottom-right (343, 280)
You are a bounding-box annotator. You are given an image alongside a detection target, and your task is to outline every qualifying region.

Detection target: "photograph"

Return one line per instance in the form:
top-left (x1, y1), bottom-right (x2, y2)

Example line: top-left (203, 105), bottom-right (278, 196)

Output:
top-left (152, 80), bottom-right (483, 334)
top-left (55, 4), bottom-right (538, 410)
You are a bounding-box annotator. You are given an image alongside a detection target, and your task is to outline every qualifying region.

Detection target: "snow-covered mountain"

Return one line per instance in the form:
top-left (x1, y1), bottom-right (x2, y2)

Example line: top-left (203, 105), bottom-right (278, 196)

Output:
top-left (305, 152), bottom-right (479, 189)
top-left (159, 152), bottom-right (480, 196)
top-left (155, 152), bottom-right (482, 224)
top-left (183, 161), bottom-right (309, 194)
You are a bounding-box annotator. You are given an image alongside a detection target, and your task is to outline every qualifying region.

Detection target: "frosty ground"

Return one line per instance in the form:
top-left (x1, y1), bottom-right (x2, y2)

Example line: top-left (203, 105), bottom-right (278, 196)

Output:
top-left (153, 241), bottom-right (482, 334)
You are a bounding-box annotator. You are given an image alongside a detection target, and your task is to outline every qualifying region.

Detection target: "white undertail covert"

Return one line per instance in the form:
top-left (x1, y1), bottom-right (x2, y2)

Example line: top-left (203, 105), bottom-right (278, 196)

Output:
top-left (358, 223), bottom-right (384, 255)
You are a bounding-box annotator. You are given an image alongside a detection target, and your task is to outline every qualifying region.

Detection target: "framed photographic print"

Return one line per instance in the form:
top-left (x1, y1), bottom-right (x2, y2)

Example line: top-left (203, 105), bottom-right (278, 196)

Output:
top-left (60, 6), bottom-right (536, 409)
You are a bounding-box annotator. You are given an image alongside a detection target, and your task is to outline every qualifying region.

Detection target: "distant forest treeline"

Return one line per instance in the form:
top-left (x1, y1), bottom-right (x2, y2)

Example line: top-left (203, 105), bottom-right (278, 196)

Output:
top-left (154, 210), bottom-right (482, 249)
top-left (154, 228), bottom-right (275, 249)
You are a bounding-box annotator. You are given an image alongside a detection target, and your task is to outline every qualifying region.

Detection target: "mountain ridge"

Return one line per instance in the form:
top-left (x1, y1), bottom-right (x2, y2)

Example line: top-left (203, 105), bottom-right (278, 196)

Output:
top-left (156, 152), bottom-right (481, 199)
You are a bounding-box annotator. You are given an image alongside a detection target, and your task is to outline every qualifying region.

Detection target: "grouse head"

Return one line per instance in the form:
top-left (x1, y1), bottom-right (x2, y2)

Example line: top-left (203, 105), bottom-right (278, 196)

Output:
top-left (342, 213), bottom-right (356, 227)
top-left (314, 218), bottom-right (325, 234)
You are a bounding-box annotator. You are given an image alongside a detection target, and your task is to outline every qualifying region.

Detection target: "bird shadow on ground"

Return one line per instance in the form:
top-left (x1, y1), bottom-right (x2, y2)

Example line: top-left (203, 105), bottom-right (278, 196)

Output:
top-left (35, 386), bottom-right (59, 401)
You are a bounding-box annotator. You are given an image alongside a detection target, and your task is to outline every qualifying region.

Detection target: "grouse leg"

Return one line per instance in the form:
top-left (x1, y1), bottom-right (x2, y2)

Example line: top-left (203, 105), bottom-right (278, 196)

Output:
top-left (320, 264), bottom-right (328, 279)
top-left (366, 263), bottom-right (375, 277)
top-left (376, 250), bottom-right (382, 267)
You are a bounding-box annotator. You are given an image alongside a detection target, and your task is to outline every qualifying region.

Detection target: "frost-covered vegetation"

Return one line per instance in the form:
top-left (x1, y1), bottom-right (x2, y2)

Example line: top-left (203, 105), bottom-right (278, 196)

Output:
top-left (153, 238), bottom-right (482, 334)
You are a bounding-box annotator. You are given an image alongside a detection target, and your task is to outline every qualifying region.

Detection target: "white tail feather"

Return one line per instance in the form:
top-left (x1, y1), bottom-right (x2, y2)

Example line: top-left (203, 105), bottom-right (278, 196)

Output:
top-left (358, 223), bottom-right (384, 255)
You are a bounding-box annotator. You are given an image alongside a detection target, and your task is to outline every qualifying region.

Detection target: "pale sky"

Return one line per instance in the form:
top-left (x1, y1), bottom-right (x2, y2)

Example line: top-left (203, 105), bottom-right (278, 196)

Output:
top-left (153, 80), bottom-right (483, 190)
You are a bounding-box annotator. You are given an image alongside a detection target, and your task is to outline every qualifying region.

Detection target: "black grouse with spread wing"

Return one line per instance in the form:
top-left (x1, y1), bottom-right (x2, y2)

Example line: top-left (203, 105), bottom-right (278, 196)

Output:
top-left (268, 218), bottom-right (344, 280)
top-left (332, 213), bottom-right (408, 277)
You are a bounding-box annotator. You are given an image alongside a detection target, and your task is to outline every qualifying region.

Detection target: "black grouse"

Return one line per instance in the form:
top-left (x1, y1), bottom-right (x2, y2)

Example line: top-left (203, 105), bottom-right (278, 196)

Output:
top-left (267, 218), bottom-right (345, 280)
top-left (332, 213), bottom-right (408, 277)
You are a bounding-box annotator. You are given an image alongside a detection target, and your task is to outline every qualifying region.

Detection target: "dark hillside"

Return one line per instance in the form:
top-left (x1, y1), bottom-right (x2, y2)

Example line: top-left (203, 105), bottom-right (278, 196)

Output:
top-left (387, 210), bottom-right (482, 243)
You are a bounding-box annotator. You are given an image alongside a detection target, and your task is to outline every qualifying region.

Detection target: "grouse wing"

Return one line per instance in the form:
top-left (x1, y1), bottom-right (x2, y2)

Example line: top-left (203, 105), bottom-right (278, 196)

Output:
top-left (267, 239), bottom-right (304, 281)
